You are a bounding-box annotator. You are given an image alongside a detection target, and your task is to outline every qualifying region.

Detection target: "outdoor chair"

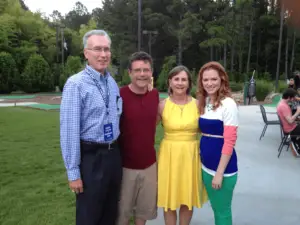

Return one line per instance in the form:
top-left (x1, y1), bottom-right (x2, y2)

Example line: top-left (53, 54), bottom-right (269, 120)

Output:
top-left (259, 105), bottom-right (281, 140)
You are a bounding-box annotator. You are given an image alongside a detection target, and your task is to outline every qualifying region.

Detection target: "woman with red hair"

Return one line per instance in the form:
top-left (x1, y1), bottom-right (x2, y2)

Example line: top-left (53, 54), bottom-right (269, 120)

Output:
top-left (197, 61), bottom-right (238, 225)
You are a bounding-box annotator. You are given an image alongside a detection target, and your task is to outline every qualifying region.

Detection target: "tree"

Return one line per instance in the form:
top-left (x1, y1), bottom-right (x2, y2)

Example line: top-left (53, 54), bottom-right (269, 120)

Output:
top-left (0, 52), bottom-right (18, 93)
top-left (21, 54), bottom-right (54, 93)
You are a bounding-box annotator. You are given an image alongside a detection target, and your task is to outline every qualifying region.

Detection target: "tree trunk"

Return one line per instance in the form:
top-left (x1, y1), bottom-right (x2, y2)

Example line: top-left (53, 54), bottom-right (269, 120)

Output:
top-left (210, 46), bottom-right (213, 61)
top-left (224, 43), bottom-right (227, 69)
top-left (178, 33), bottom-right (182, 65)
top-left (247, 12), bottom-right (254, 73)
top-left (290, 30), bottom-right (296, 74)
top-left (285, 31), bottom-right (289, 80)
top-left (256, 29), bottom-right (261, 72)
top-left (230, 43), bottom-right (235, 73)
top-left (275, 4), bottom-right (285, 90)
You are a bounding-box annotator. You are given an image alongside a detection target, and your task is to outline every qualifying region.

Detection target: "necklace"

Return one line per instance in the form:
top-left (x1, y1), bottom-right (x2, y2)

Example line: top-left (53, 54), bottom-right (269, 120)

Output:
top-left (170, 95), bottom-right (189, 116)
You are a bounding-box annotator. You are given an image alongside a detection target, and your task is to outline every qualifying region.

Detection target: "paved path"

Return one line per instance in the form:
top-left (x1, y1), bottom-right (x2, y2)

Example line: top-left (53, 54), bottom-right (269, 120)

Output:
top-left (0, 102), bottom-right (38, 107)
top-left (147, 105), bottom-right (300, 225)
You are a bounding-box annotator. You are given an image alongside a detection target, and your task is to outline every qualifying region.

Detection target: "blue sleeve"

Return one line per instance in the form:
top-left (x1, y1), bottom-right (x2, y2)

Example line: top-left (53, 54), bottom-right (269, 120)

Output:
top-left (60, 79), bottom-right (81, 181)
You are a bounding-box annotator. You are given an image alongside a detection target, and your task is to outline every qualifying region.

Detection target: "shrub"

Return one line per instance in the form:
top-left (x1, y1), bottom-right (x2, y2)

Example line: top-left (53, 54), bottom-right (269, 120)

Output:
top-left (276, 80), bottom-right (288, 93)
top-left (190, 85), bottom-right (197, 98)
top-left (0, 52), bottom-right (18, 94)
top-left (120, 69), bottom-right (131, 86)
top-left (52, 63), bottom-right (63, 87)
top-left (255, 79), bottom-right (273, 101)
top-left (229, 82), bottom-right (243, 92)
top-left (157, 56), bottom-right (176, 92)
top-left (59, 56), bottom-right (83, 91)
top-left (20, 54), bottom-right (54, 93)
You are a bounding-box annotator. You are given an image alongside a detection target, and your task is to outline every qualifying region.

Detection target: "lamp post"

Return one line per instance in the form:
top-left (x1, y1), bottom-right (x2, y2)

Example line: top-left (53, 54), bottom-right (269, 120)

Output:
top-left (142, 30), bottom-right (158, 56)
top-left (60, 24), bottom-right (65, 67)
top-left (138, 0), bottom-right (142, 51)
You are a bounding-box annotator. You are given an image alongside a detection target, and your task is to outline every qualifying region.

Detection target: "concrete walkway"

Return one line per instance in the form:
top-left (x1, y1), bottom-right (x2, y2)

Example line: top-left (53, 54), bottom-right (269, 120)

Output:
top-left (0, 102), bottom-right (38, 107)
top-left (147, 105), bottom-right (300, 225)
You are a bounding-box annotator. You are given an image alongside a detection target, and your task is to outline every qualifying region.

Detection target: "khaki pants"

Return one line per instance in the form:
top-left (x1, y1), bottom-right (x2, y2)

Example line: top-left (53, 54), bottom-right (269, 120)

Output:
top-left (117, 163), bottom-right (157, 225)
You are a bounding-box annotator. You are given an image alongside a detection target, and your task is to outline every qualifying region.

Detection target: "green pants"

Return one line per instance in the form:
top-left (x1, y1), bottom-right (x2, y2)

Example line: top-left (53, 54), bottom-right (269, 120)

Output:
top-left (202, 170), bottom-right (237, 225)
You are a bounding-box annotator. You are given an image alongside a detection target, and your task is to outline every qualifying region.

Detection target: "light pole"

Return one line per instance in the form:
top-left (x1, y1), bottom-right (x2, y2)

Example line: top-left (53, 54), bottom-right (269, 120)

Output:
top-left (60, 24), bottom-right (65, 67)
top-left (142, 30), bottom-right (158, 56)
top-left (138, 0), bottom-right (142, 51)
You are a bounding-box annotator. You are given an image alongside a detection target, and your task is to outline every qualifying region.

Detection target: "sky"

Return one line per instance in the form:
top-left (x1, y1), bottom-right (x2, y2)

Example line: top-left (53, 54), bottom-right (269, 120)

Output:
top-left (24, 0), bottom-right (102, 16)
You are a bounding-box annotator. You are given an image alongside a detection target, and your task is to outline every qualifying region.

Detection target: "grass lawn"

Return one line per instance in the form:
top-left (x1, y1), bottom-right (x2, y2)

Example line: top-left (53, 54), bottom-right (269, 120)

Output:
top-left (0, 107), bottom-right (163, 225)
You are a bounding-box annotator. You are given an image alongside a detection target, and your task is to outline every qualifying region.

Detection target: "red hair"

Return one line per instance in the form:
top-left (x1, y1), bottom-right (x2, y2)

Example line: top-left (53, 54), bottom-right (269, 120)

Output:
top-left (197, 61), bottom-right (231, 115)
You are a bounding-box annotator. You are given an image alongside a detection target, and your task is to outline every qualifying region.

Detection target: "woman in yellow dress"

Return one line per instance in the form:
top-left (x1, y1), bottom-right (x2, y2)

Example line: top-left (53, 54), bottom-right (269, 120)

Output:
top-left (157, 65), bottom-right (207, 225)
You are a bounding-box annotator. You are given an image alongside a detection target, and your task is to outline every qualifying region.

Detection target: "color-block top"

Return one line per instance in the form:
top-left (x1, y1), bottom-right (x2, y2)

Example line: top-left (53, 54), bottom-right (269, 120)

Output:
top-left (199, 97), bottom-right (238, 177)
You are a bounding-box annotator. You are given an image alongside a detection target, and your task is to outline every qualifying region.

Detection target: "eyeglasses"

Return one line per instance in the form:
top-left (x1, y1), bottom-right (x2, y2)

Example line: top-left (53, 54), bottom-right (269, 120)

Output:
top-left (86, 47), bottom-right (111, 53)
top-left (131, 68), bottom-right (152, 73)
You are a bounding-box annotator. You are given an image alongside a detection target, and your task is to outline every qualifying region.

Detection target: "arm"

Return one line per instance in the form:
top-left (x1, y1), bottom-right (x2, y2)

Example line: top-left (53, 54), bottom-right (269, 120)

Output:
top-left (156, 99), bottom-right (166, 125)
top-left (216, 126), bottom-right (237, 175)
top-left (212, 99), bottom-right (238, 189)
top-left (60, 80), bottom-right (81, 182)
top-left (284, 106), bottom-right (300, 124)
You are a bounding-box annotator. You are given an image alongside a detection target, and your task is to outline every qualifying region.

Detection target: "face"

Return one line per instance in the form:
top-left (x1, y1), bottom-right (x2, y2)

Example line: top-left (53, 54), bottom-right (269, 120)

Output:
top-left (169, 71), bottom-right (189, 95)
top-left (202, 69), bottom-right (221, 96)
top-left (84, 35), bottom-right (111, 73)
top-left (128, 60), bottom-right (152, 89)
top-left (290, 79), bottom-right (294, 85)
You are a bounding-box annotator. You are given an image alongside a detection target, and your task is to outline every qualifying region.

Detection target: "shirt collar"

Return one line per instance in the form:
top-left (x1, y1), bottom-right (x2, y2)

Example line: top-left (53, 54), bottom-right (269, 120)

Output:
top-left (85, 64), bottom-right (109, 83)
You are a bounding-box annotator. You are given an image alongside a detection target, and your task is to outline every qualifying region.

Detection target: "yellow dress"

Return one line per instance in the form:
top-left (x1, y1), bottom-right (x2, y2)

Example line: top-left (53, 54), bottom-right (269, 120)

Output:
top-left (157, 97), bottom-right (208, 211)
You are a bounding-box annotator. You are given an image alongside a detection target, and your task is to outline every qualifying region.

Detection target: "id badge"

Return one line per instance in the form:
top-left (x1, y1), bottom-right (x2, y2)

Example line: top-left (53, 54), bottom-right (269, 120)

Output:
top-left (104, 123), bottom-right (113, 142)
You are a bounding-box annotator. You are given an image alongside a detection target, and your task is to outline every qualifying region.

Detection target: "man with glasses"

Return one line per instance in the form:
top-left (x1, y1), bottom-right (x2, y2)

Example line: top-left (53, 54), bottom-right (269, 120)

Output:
top-left (117, 52), bottom-right (159, 225)
top-left (60, 30), bottom-right (123, 225)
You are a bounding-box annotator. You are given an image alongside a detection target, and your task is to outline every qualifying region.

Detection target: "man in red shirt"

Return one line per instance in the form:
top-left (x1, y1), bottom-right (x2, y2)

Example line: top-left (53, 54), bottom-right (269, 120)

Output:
top-left (117, 52), bottom-right (159, 225)
top-left (277, 88), bottom-right (300, 156)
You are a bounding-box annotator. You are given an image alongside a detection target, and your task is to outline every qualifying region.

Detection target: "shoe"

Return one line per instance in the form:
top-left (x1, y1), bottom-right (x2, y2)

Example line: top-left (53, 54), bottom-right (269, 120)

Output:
top-left (290, 141), bottom-right (300, 157)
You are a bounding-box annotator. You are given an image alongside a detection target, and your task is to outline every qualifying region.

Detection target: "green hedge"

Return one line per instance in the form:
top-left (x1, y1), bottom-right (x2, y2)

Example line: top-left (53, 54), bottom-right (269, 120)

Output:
top-left (0, 52), bottom-right (18, 94)
top-left (229, 82), bottom-right (243, 92)
top-left (255, 79), bottom-right (273, 101)
top-left (20, 54), bottom-right (54, 93)
top-left (59, 56), bottom-right (83, 91)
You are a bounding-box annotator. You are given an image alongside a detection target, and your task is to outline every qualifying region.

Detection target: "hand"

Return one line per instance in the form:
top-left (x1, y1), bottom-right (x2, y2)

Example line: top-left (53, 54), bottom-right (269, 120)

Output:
top-left (296, 106), bottom-right (300, 113)
top-left (212, 173), bottom-right (223, 190)
top-left (69, 179), bottom-right (84, 194)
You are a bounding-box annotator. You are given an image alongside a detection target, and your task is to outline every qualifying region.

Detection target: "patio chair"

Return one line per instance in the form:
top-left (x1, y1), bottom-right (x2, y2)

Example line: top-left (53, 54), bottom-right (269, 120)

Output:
top-left (277, 115), bottom-right (300, 158)
top-left (259, 105), bottom-right (281, 140)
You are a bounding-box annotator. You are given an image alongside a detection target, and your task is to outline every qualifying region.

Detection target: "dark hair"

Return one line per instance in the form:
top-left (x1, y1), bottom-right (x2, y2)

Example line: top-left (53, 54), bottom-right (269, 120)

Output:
top-left (282, 88), bottom-right (298, 99)
top-left (167, 65), bottom-right (192, 95)
top-left (128, 51), bottom-right (153, 70)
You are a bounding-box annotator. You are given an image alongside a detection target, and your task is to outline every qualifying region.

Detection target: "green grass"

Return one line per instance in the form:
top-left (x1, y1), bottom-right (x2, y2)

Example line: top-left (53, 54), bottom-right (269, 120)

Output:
top-left (0, 107), bottom-right (164, 225)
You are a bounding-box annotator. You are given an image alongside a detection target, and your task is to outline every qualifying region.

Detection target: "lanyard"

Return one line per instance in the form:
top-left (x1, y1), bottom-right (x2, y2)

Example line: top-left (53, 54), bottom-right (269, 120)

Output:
top-left (85, 68), bottom-right (110, 115)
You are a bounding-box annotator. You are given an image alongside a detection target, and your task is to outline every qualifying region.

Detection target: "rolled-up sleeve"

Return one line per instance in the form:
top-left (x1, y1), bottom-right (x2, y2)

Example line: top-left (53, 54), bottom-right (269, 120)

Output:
top-left (60, 79), bottom-right (81, 181)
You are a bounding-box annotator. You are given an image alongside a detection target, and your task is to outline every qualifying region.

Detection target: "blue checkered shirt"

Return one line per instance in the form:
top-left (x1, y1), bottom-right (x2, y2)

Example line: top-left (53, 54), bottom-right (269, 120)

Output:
top-left (60, 65), bottom-right (122, 181)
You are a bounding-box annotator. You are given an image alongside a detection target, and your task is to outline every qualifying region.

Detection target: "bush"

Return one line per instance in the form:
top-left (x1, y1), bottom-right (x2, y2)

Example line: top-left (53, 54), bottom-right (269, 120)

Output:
top-left (229, 82), bottom-right (243, 92)
top-left (258, 72), bottom-right (272, 81)
top-left (59, 56), bottom-right (83, 91)
top-left (276, 80), bottom-right (288, 93)
top-left (120, 69), bottom-right (131, 86)
top-left (190, 85), bottom-right (197, 98)
top-left (0, 52), bottom-right (18, 94)
top-left (20, 54), bottom-right (54, 93)
top-left (255, 79), bottom-right (273, 101)
top-left (52, 63), bottom-right (63, 87)
top-left (157, 56), bottom-right (176, 92)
